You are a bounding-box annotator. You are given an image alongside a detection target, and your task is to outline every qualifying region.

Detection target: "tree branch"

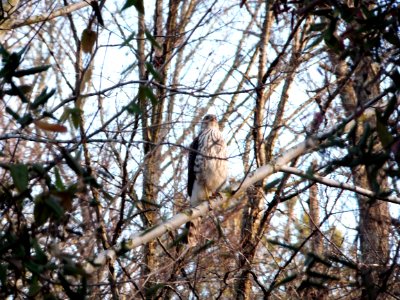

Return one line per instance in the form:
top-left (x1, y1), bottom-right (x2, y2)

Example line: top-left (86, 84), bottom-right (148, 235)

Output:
top-left (83, 137), bottom-right (319, 272)
top-left (0, 1), bottom-right (91, 30)
top-left (278, 165), bottom-right (400, 205)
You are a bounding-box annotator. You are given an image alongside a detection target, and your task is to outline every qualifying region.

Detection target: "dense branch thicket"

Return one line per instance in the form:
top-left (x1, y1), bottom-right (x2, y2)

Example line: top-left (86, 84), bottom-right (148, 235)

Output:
top-left (0, 0), bottom-right (399, 299)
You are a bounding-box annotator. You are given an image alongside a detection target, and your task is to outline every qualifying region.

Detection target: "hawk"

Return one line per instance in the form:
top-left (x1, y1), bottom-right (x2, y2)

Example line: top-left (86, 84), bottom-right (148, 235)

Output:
top-left (186, 114), bottom-right (227, 246)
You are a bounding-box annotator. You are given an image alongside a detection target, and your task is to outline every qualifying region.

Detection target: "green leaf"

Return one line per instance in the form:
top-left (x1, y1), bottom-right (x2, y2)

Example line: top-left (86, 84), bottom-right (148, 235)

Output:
top-left (305, 35), bottom-right (324, 51)
top-left (389, 69), bottom-right (400, 91)
top-left (60, 107), bottom-right (71, 122)
top-left (77, 276), bottom-right (87, 297)
top-left (120, 31), bottom-right (136, 48)
top-left (360, 5), bottom-right (374, 20)
top-left (308, 23), bottom-right (327, 32)
top-left (10, 164), bottom-right (29, 192)
top-left (70, 108), bottom-right (81, 129)
top-left (306, 253), bottom-right (333, 267)
top-left (34, 194), bottom-right (64, 226)
top-left (0, 45), bottom-right (10, 60)
top-left (383, 30), bottom-right (400, 47)
top-left (83, 175), bottom-right (100, 188)
top-left (102, 190), bottom-right (113, 201)
top-left (121, 61), bottom-right (137, 75)
top-left (145, 62), bottom-right (162, 81)
top-left (264, 177), bottom-right (281, 191)
top-left (62, 261), bottom-right (86, 276)
top-left (34, 195), bottom-right (51, 226)
top-left (138, 85), bottom-right (158, 105)
top-left (5, 106), bottom-right (20, 120)
top-left (144, 87), bottom-right (157, 105)
top-left (383, 95), bottom-right (397, 121)
top-left (10, 80), bottom-right (29, 103)
top-left (121, 0), bottom-right (144, 14)
top-left (3, 84), bottom-right (32, 96)
top-left (18, 113), bottom-right (33, 127)
top-left (32, 239), bottom-right (48, 265)
top-left (60, 147), bottom-right (83, 176)
top-left (60, 108), bottom-right (80, 129)
top-left (45, 196), bottom-right (64, 220)
top-left (340, 6), bottom-right (357, 22)
top-left (32, 163), bottom-right (46, 176)
top-left (43, 293), bottom-right (58, 300)
top-left (268, 239), bottom-right (299, 251)
top-left (58, 272), bottom-right (84, 299)
top-left (145, 283), bottom-right (166, 298)
top-left (145, 29), bottom-right (162, 50)
top-left (54, 167), bottom-right (65, 191)
top-left (31, 88), bottom-right (56, 110)
top-left (138, 85), bottom-right (146, 103)
top-left (307, 270), bottom-right (339, 281)
top-left (25, 261), bottom-right (43, 276)
top-left (13, 65), bottom-right (51, 77)
top-left (28, 275), bottom-right (41, 297)
top-left (127, 100), bottom-right (141, 114)
top-left (323, 27), bottom-right (343, 54)
top-left (58, 274), bottom-right (77, 298)
top-left (376, 115), bottom-right (393, 148)
top-left (0, 52), bottom-right (21, 81)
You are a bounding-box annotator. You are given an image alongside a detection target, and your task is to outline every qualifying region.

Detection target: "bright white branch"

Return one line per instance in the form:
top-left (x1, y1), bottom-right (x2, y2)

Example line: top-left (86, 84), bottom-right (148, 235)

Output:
top-left (87, 110), bottom-right (398, 270)
top-left (0, 1), bottom-right (90, 30)
top-left (83, 137), bottom-right (319, 273)
top-left (116, 138), bottom-right (319, 251)
top-left (278, 165), bottom-right (400, 205)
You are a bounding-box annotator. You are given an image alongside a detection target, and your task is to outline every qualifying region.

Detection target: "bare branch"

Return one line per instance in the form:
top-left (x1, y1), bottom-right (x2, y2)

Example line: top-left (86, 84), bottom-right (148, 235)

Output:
top-left (278, 165), bottom-right (400, 205)
top-left (85, 136), bottom-right (319, 272)
top-left (0, 1), bottom-right (91, 30)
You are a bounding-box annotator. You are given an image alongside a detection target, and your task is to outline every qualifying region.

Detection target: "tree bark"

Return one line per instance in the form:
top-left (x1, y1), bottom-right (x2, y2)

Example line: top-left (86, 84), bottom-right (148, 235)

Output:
top-left (301, 160), bottom-right (328, 299)
top-left (137, 9), bottom-right (158, 297)
top-left (235, 2), bottom-right (273, 298)
top-left (331, 54), bottom-right (391, 299)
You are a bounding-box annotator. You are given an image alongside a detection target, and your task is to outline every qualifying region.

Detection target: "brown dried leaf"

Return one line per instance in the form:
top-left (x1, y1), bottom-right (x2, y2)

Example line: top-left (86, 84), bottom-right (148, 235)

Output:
top-left (34, 120), bottom-right (67, 133)
top-left (81, 28), bottom-right (97, 53)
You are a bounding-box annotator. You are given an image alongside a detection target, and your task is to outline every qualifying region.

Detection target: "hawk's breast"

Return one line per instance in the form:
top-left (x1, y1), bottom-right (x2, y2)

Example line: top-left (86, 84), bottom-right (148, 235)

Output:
top-left (195, 128), bottom-right (227, 193)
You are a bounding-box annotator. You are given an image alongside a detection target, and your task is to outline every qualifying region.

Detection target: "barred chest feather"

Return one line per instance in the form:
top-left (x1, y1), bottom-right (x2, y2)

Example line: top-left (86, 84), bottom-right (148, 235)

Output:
top-left (194, 128), bottom-right (227, 193)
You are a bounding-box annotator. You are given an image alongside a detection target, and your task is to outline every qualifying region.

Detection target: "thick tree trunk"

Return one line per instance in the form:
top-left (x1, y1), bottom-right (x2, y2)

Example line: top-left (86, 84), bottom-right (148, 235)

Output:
top-left (235, 185), bottom-right (264, 299)
top-left (354, 166), bottom-right (390, 299)
top-left (139, 1), bottom-right (181, 297)
top-left (234, 5), bottom-right (311, 298)
top-left (301, 161), bottom-right (328, 299)
top-left (235, 2), bottom-right (273, 298)
top-left (137, 9), bottom-right (159, 297)
top-left (331, 54), bottom-right (391, 299)
top-left (309, 165), bottom-right (322, 256)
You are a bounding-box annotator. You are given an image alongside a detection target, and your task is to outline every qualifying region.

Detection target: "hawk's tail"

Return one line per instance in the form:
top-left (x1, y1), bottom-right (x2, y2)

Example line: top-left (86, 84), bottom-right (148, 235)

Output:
top-left (184, 220), bottom-right (198, 247)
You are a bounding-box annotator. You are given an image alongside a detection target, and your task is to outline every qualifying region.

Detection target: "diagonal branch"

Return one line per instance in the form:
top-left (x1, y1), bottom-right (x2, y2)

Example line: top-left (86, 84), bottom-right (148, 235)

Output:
top-left (278, 165), bottom-right (400, 205)
top-left (82, 86), bottom-right (396, 272)
top-left (0, 1), bottom-right (91, 30)
top-left (83, 137), bottom-right (319, 273)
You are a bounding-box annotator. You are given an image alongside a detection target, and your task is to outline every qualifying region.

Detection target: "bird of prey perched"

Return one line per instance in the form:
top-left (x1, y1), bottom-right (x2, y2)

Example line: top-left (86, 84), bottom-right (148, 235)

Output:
top-left (186, 114), bottom-right (227, 246)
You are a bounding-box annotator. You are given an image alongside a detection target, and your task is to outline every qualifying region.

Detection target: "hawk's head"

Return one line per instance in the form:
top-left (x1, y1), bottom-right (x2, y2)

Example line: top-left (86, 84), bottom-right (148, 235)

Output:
top-left (201, 114), bottom-right (219, 131)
